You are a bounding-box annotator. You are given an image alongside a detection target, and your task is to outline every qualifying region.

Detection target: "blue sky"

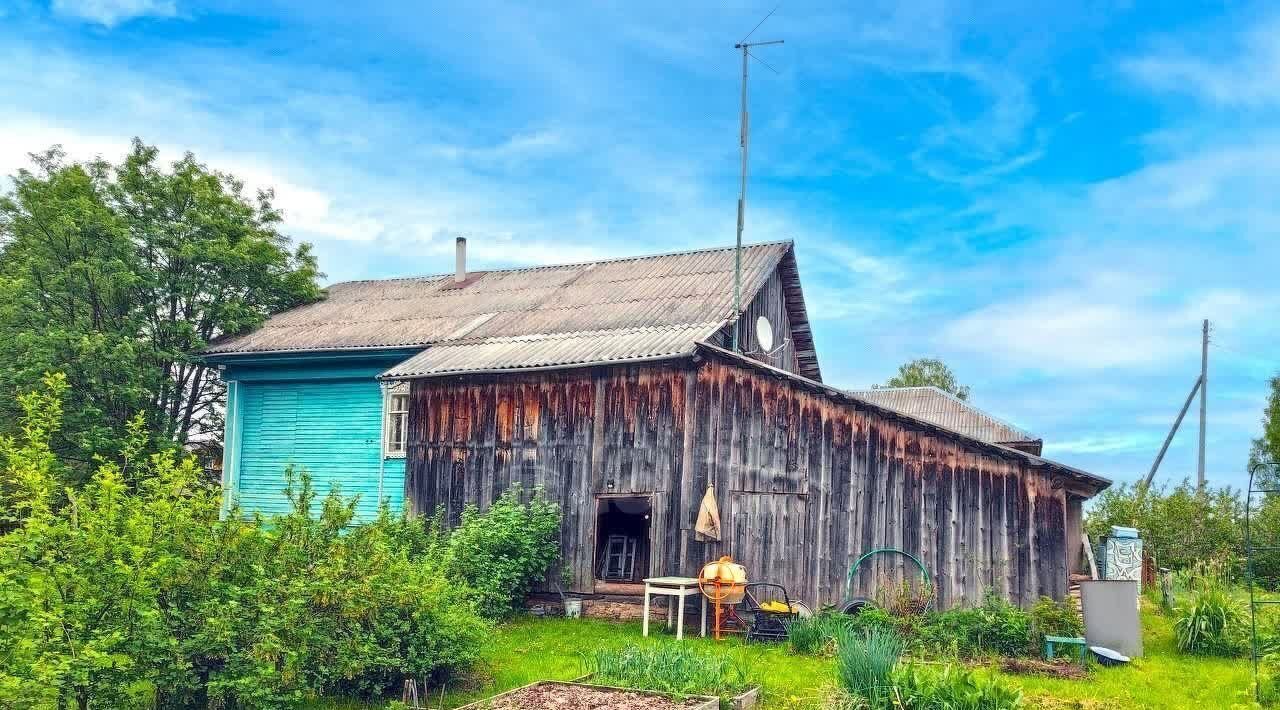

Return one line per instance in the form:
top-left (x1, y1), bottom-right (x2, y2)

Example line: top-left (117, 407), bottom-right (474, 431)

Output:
top-left (1, 1), bottom-right (1277, 490)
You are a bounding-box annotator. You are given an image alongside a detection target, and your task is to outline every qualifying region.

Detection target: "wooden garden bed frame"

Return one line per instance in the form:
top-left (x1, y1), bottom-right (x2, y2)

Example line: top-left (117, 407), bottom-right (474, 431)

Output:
top-left (451, 680), bottom-right (720, 710)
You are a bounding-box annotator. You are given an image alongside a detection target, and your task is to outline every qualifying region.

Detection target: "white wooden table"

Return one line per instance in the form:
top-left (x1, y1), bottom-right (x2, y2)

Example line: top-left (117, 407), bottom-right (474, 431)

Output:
top-left (642, 576), bottom-right (706, 640)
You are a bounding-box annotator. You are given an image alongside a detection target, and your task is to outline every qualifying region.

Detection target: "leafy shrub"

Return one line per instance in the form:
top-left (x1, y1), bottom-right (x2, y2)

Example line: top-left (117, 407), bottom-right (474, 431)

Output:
top-left (1174, 583), bottom-right (1245, 656)
top-left (1086, 480), bottom-right (1243, 578)
top-left (835, 628), bottom-right (905, 705)
top-left (587, 643), bottom-right (753, 700)
top-left (1029, 597), bottom-right (1083, 657)
top-left (444, 486), bottom-right (562, 618)
top-left (917, 595), bottom-right (1031, 659)
top-left (889, 664), bottom-right (1023, 709)
top-left (0, 376), bottom-right (490, 709)
top-left (851, 607), bottom-right (905, 639)
top-left (194, 474), bottom-right (491, 706)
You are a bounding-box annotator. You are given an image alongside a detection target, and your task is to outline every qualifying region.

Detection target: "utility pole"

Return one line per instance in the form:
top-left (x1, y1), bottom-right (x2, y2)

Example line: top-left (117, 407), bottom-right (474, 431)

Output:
top-left (1199, 318), bottom-right (1209, 492)
top-left (1142, 375), bottom-right (1201, 492)
top-left (1138, 318), bottom-right (1212, 506)
top-left (730, 33), bottom-right (783, 353)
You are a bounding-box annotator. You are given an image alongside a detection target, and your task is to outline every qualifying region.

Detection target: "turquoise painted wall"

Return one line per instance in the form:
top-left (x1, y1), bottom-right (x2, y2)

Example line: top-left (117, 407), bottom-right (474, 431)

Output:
top-left (216, 351), bottom-right (418, 522)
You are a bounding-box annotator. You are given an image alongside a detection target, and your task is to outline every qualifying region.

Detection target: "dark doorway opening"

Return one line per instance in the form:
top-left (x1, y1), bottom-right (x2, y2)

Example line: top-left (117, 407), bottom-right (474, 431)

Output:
top-left (595, 496), bottom-right (652, 584)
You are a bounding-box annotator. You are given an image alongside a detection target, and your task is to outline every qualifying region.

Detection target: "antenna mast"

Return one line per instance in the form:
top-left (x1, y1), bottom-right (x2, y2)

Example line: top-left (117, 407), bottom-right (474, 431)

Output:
top-left (731, 12), bottom-right (783, 353)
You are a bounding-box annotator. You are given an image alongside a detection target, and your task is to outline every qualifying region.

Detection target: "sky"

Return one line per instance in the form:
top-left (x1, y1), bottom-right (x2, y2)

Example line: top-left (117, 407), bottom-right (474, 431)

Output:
top-left (0, 0), bottom-right (1277, 491)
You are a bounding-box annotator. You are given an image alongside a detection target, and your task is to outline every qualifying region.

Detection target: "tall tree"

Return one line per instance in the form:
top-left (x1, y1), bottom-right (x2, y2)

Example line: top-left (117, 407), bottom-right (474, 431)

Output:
top-left (1250, 374), bottom-right (1280, 477)
top-left (878, 357), bottom-right (971, 400)
top-left (0, 141), bottom-right (321, 473)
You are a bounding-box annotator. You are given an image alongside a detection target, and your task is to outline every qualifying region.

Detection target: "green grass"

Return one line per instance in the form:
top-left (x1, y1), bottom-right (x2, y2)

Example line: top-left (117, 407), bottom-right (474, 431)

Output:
top-left (318, 602), bottom-right (1256, 709)
top-left (1003, 608), bottom-right (1253, 709)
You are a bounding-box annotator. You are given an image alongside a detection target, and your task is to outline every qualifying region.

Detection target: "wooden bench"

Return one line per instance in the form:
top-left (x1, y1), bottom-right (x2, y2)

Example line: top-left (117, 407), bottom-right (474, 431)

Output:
top-left (1044, 635), bottom-right (1088, 662)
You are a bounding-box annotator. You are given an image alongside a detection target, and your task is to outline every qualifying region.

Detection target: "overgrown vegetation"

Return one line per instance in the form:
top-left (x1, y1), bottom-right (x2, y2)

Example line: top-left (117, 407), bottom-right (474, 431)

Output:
top-left (1173, 582), bottom-right (1245, 657)
top-left (0, 375), bottom-right (560, 709)
top-left (587, 644), bottom-right (754, 701)
top-left (1029, 597), bottom-right (1085, 652)
top-left (915, 595), bottom-right (1032, 659)
top-left (886, 664), bottom-right (1023, 709)
top-left (0, 143), bottom-right (321, 476)
top-left (1087, 480), bottom-right (1244, 576)
top-left (786, 612), bottom-right (852, 655)
top-left (834, 628), bottom-right (904, 706)
top-left (445, 487), bottom-right (562, 618)
top-left (788, 594), bottom-right (1083, 666)
top-left (831, 625), bottom-right (1024, 709)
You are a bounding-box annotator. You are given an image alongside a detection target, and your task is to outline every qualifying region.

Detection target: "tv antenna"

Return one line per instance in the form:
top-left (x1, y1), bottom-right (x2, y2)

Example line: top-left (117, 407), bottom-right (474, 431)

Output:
top-left (731, 8), bottom-right (784, 353)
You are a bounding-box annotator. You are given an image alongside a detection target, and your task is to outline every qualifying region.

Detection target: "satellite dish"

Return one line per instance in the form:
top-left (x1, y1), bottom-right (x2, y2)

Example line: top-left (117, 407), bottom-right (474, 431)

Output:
top-left (755, 316), bottom-right (774, 351)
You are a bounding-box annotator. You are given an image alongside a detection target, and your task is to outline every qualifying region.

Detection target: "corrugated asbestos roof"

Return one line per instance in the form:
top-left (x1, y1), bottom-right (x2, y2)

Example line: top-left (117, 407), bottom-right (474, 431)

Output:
top-left (847, 386), bottom-right (1038, 445)
top-left (205, 241), bottom-right (795, 374)
top-left (382, 323), bottom-right (714, 378)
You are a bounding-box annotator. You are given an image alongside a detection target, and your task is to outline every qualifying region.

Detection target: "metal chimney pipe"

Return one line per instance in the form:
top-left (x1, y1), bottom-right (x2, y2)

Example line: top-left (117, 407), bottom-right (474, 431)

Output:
top-left (454, 236), bottom-right (467, 283)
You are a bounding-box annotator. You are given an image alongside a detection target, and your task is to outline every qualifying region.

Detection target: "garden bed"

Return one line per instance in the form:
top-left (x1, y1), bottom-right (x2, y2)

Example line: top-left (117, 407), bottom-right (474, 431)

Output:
top-left (454, 681), bottom-right (719, 710)
top-left (575, 673), bottom-right (761, 709)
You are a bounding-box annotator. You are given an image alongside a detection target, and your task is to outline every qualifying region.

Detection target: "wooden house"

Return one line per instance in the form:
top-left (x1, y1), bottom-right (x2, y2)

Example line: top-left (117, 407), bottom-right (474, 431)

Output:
top-left (204, 239), bottom-right (1109, 609)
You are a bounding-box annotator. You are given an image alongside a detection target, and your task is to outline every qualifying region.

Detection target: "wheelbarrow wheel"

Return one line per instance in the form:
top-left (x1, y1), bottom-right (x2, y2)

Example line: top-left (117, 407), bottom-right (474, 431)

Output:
top-left (840, 597), bottom-right (874, 615)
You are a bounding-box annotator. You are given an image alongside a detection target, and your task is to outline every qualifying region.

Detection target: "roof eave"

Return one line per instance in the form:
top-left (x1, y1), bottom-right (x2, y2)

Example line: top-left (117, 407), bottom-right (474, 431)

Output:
top-left (695, 342), bottom-right (1111, 496)
top-left (379, 348), bottom-right (699, 381)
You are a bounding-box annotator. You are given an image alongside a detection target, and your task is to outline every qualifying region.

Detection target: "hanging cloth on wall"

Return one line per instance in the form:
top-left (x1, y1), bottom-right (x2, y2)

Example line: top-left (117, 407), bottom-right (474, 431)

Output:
top-left (694, 484), bottom-right (721, 542)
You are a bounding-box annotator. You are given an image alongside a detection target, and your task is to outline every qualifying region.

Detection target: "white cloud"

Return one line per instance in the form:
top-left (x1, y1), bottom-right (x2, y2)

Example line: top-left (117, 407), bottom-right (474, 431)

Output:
top-left (1122, 17), bottom-right (1280, 107)
top-left (1047, 433), bottom-right (1162, 456)
top-left (0, 117), bottom-right (386, 245)
top-left (51, 0), bottom-right (176, 27)
top-left (908, 62), bottom-right (1043, 184)
top-left (938, 272), bottom-right (1251, 373)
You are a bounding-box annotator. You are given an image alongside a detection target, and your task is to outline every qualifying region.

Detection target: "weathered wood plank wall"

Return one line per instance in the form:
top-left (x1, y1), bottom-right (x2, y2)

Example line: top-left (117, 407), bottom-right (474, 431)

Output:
top-left (683, 358), bottom-right (1071, 608)
top-left (404, 356), bottom-right (1074, 608)
top-left (405, 364), bottom-right (687, 594)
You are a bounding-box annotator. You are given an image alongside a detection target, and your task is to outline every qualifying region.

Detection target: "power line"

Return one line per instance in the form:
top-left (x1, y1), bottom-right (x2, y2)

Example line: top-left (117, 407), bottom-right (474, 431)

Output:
top-left (739, 5), bottom-right (778, 45)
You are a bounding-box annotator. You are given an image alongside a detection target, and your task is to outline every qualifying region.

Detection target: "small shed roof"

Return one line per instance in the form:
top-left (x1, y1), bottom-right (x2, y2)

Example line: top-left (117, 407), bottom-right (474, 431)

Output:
top-left (206, 241), bottom-right (815, 376)
top-left (847, 386), bottom-right (1038, 447)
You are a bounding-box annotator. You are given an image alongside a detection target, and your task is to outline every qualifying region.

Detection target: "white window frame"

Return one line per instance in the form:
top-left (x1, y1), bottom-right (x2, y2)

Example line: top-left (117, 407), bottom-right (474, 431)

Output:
top-left (383, 383), bottom-right (409, 458)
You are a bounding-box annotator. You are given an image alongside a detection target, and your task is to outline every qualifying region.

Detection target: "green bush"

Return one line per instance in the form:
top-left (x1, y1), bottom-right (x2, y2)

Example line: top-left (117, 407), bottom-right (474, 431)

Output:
top-left (1086, 480), bottom-right (1243, 578)
top-left (0, 375), bottom-right (490, 709)
top-left (587, 643), bottom-right (753, 700)
top-left (835, 628), bottom-right (904, 705)
top-left (444, 486), bottom-right (562, 618)
top-left (1029, 597), bottom-right (1083, 657)
top-left (889, 664), bottom-right (1023, 709)
top-left (917, 595), bottom-right (1031, 659)
top-left (192, 474), bottom-right (491, 707)
top-left (1174, 584), bottom-right (1245, 656)
top-left (850, 607), bottom-right (904, 639)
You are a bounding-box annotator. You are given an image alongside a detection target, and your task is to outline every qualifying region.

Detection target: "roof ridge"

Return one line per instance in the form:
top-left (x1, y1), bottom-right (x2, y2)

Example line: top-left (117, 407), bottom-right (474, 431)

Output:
top-left (429, 321), bottom-right (724, 347)
top-left (849, 385), bottom-right (1036, 442)
top-left (328, 240), bottom-right (793, 286)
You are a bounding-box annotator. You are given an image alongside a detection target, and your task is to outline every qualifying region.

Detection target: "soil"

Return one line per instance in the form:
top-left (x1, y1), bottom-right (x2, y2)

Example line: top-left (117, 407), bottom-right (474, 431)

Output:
top-left (998, 657), bottom-right (1089, 679)
top-left (476, 683), bottom-right (710, 709)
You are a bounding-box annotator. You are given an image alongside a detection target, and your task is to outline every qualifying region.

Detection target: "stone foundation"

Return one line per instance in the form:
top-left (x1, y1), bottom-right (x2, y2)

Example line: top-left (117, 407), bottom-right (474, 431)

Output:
top-left (527, 594), bottom-right (698, 622)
